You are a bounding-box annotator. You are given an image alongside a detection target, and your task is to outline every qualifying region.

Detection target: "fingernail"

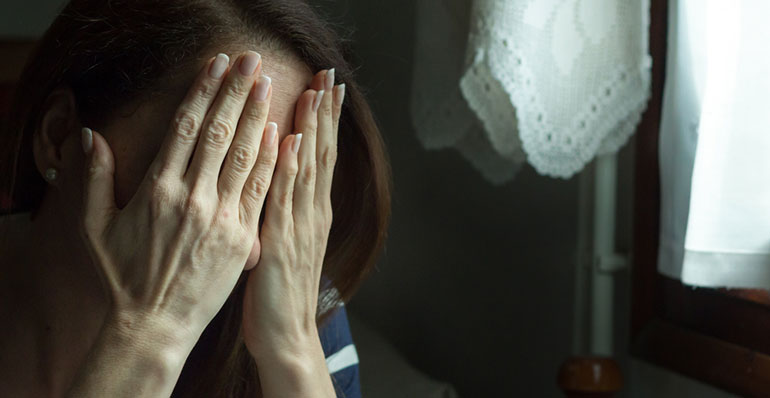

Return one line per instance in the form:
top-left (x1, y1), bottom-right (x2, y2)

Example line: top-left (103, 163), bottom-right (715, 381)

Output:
top-left (239, 51), bottom-right (261, 76)
top-left (254, 75), bottom-right (271, 101)
top-left (313, 90), bottom-right (324, 112)
top-left (209, 53), bottom-right (229, 79)
top-left (335, 83), bottom-right (346, 106)
top-left (292, 133), bottom-right (303, 153)
top-left (81, 127), bottom-right (93, 154)
top-left (265, 122), bottom-right (277, 145)
top-left (325, 68), bottom-right (335, 91)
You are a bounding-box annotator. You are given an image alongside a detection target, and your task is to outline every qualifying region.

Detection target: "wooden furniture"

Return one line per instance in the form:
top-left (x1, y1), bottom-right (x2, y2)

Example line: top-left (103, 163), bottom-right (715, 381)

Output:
top-left (629, 0), bottom-right (770, 396)
top-left (558, 357), bottom-right (623, 398)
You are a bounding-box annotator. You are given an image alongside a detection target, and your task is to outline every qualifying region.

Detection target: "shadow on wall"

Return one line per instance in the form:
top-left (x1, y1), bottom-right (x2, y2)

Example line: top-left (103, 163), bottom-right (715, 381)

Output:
top-left (311, 1), bottom-right (585, 397)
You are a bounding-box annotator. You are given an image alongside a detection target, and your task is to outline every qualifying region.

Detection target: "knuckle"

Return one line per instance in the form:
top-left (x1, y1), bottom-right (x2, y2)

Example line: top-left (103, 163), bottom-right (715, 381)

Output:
top-left (184, 191), bottom-right (212, 220)
top-left (247, 172), bottom-right (270, 199)
top-left (212, 206), bottom-right (239, 228)
top-left (86, 164), bottom-right (102, 180)
top-left (255, 149), bottom-right (277, 171)
top-left (228, 229), bottom-right (250, 252)
top-left (322, 105), bottom-right (333, 119)
top-left (204, 118), bottom-right (233, 147)
top-left (223, 80), bottom-right (248, 98)
top-left (277, 189), bottom-right (293, 208)
top-left (149, 180), bottom-right (175, 216)
top-left (319, 146), bottom-right (337, 169)
top-left (298, 163), bottom-right (315, 185)
top-left (243, 107), bottom-right (267, 126)
top-left (284, 160), bottom-right (299, 177)
top-left (172, 111), bottom-right (200, 143)
top-left (193, 79), bottom-right (218, 100)
top-left (230, 144), bottom-right (257, 172)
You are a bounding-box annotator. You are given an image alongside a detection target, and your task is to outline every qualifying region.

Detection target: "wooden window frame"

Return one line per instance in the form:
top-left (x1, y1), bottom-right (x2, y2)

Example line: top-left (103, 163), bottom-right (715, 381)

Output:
top-left (631, 1), bottom-right (770, 396)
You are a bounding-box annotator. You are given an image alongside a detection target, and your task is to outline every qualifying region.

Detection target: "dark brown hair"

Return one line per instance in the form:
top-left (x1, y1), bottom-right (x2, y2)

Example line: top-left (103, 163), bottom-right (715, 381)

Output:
top-left (0, 0), bottom-right (392, 396)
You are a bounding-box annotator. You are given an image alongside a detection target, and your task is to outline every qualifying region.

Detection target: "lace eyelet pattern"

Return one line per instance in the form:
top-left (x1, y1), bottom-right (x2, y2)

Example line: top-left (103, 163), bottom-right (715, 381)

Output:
top-left (411, 0), bottom-right (652, 182)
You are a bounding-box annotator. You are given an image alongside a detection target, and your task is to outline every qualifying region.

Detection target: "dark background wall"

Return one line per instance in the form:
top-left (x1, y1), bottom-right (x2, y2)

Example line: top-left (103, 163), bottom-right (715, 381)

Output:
top-left (312, 1), bottom-right (587, 396)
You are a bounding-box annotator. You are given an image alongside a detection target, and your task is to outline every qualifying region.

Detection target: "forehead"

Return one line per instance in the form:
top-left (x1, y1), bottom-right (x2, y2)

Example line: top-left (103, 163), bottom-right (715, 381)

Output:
top-left (251, 51), bottom-right (314, 138)
top-left (139, 49), bottom-right (313, 140)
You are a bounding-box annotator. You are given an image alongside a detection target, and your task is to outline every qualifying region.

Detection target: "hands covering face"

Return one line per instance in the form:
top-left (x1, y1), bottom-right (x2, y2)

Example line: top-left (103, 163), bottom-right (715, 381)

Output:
top-left (240, 66), bottom-right (345, 360)
top-left (78, 49), bottom-right (344, 354)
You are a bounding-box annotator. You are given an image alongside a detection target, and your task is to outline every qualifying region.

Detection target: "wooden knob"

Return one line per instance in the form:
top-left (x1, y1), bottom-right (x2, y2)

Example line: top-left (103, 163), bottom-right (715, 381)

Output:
top-left (557, 357), bottom-right (623, 398)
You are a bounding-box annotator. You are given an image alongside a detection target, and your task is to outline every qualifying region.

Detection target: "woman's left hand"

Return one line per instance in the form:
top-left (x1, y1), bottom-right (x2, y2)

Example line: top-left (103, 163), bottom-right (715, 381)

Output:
top-left (241, 68), bottom-right (345, 372)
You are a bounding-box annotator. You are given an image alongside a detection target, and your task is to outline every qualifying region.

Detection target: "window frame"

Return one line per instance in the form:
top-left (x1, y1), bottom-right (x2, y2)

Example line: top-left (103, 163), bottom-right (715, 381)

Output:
top-left (630, 1), bottom-right (770, 395)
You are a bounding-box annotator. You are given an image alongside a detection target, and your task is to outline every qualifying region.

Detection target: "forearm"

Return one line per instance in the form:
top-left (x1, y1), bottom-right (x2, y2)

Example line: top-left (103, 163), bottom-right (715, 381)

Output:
top-left (64, 312), bottom-right (195, 398)
top-left (255, 331), bottom-right (336, 398)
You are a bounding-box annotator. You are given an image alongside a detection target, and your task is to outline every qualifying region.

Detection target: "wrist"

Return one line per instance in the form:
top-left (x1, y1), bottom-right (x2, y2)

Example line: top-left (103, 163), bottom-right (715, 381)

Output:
top-left (103, 310), bottom-right (199, 367)
top-left (251, 329), bottom-right (336, 398)
top-left (64, 311), bottom-right (198, 397)
top-left (249, 324), bottom-right (324, 363)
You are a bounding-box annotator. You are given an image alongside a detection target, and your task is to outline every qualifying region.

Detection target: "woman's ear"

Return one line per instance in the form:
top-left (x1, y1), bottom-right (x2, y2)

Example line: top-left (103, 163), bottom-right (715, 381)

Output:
top-left (32, 85), bottom-right (79, 183)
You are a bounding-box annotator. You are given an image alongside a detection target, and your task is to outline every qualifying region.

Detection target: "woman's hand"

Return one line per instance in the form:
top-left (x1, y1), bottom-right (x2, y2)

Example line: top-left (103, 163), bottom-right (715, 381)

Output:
top-left (241, 69), bottom-right (344, 364)
top-left (79, 50), bottom-right (277, 349)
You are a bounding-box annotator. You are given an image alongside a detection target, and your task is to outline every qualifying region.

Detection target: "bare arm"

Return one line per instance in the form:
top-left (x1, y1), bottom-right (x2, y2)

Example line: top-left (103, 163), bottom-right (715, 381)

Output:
top-left (64, 312), bottom-right (196, 398)
top-left (255, 332), bottom-right (336, 398)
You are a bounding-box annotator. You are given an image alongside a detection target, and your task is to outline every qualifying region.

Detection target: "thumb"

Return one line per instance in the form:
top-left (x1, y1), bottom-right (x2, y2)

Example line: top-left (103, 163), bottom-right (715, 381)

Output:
top-left (81, 127), bottom-right (117, 233)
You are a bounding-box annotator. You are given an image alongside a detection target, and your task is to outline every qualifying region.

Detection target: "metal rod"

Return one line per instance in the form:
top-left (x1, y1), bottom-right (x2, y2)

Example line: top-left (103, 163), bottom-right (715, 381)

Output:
top-left (590, 153), bottom-right (618, 356)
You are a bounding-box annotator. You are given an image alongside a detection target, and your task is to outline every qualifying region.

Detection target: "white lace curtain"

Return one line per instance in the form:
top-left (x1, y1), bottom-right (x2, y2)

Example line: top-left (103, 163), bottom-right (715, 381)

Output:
top-left (410, 0), bottom-right (652, 183)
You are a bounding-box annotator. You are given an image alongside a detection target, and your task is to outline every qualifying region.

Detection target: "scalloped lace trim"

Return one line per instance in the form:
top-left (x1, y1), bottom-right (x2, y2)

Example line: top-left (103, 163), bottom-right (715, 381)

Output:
top-left (410, 0), bottom-right (652, 181)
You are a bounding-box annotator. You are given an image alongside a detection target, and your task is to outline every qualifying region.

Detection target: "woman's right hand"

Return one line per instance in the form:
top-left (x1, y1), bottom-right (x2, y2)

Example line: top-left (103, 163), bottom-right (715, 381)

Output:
top-left (78, 50), bottom-right (277, 347)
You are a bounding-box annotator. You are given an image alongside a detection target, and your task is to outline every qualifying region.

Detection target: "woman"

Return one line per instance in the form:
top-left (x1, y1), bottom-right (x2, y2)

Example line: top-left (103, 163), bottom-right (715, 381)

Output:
top-left (0, 0), bottom-right (391, 397)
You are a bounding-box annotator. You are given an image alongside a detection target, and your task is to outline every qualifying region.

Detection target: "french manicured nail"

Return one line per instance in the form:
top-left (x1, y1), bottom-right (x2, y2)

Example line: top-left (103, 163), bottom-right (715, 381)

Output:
top-left (335, 83), bottom-right (346, 106)
top-left (293, 133), bottom-right (303, 153)
top-left (254, 75), bottom-right (271, 101)
top-left (325, 68), bottom-right (335, 91)
top-left (239, 51), bottom-right (261, 76)
top-left (81, 127), bottom-right (93, 154)
top-left (313, 90), bottom-right (324, 112)
top-left (209, 53), bottom-right (229, 79)
top-left (265, 122), bottom-right (277, 145)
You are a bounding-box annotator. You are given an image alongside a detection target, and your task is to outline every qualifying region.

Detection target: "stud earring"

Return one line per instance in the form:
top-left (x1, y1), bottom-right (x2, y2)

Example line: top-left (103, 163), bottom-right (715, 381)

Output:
top-left (44, 167), bottom-right (58, 182)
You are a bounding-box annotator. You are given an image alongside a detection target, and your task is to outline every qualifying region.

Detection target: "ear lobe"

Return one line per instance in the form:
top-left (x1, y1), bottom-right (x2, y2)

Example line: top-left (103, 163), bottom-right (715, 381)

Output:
top-left (33, 85), bottom-right (79, 176)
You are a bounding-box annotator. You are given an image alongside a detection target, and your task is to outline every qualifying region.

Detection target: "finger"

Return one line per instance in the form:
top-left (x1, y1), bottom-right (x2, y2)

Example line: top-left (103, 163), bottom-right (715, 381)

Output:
top-left (314, 69), bottom-right (337, 209)
top-left (219, 74), bottom-right (272, 205)
top-left (149, 53), bottom-right (229, 181)
top-left (239, 121), bottom-right (279, 232)
top-left (309, 69), bottom-right (325, 91)
top-left (332, 83), bottom-right (345, 141)
top-left (185, 50), bottom-right (262, 189)
top-left (293, 89), bottom-right (322, 223)
top-left (320, 83), bottom-right (344, 205)
top-left (81, 128), bottom-right (117, 233)
top-left (264, 133), bottom-right (302, 232)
